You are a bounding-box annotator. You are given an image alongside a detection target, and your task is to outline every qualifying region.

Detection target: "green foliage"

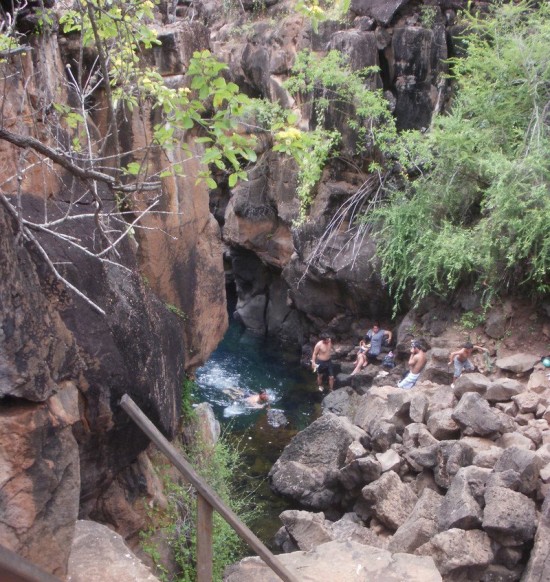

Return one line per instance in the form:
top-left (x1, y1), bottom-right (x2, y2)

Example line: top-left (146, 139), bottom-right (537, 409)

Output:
top-left (419, 5), bottom-right (438, 29)
top-left (141, 432), bottom-right (258, 582)
top-left (166, 303), bottom-right (188, 321)
top-left (181, 377), bottom-right (196, 423)
top-left (295, 0), bottom-right (351, 31)
top-left (459, 310), bottom-right (486, 330)
top-left (374, 1), bottom-right (550, 312)
top-left (58, 1), bottom-right (258, 189)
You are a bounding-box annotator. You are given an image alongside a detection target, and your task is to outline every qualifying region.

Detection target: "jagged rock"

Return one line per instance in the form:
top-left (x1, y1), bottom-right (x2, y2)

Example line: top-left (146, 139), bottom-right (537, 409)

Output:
top-left (427, 409), bottom-right (461, 440)
top-left (433, 440), bottom-right (474, 489)
top-left (495, 354), bottom-right (541, 375)
top-left (225, 540), bottom-right (442, 581)
top-left (0, 390), bottom-right (80, 578)
top-left (416, 528), bottom-right (495, 580)
top-left (528, 368), bottom-right (550, 394)
top-left (403, 423), bottom-right (440, 449)
top-left (350, 0), bottom-right (409, 25)
top-left (278, 510), bottom-right (332, 551)
top-left (389, 488), bottom-right (444, 553)
top-left (485, 378), bottom-right (525, 402)
top-left (482, 486), bottom-right (537, 547)
top-left (484, 308), bottom-right (511, 339)
top-left (376, 449), bottom-right (402, 473)
top-left (405, 444), bottom-right (439, 472)
top-left (461, 437), bottom-right (503, 469)
top-left (338, 455), bottom-right (383, 490)
top-left (482, 564), bottom-right (523, 581)
top-left (513, 392), bottom-right (542, 414)
top-left (487, 447), bottom-right (540, 496)
top-left (329, 513), bottom-right (388, 549)
top-left (269, 413), bottom-right (366, 509)
top-left (495, 432), bottom-right (535, 451)
top-left (353, 385), bottom-right (413, 435)
top-left (410, 393), bottom-right (429, 423)
top-left (438, 466), bottom-right (490, 531)
top-left (67, 520), bottom-right (159, 582)
top-left (361, 471), bottom-right (418, 531)
top-left (521, 495), bottom-right (550, 581)
top-left (371, 420), bottom-right (398, 452)
top-left (425, 384), bottom-right (458, 418)
top-left (346, 440), bottom-right (368, 463)
top-left (322, 387), bottom-right (362, 418)
top-left (452, 392), bottom-right (515, 437)
top-left (453, 373), bottom-right (492, 399)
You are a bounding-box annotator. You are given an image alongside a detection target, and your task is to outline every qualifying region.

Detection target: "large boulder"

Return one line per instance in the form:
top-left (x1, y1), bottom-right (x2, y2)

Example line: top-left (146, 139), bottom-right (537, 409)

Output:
top-left (361, 471), bottom-right (418, 531)
top-left (482, 486), bottom-right (537, 547)
top-left (68, 520), bottom-right (159, 582)
top-left (225, 540), bottom-right (442, 582)
top-left (389, 488), bottom-right (444, 553)
top-left (269, 413), bottom-right (365, 509)
top-left (437, 466), bottom-right (490, 531)
top-left (495, 354), bottom-right (541, 374)
top-left (487, 447), bottom-right (540, 496)
top-left (452, 392), bottom-right (515, 437)
top-left (416, 528), bottom-right (495, 580)
top-left (521, 494), bottom-right (550, 581)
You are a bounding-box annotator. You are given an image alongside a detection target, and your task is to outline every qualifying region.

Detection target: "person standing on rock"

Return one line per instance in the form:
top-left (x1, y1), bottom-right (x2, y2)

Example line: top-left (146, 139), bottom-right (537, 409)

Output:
top-left (448, 341), bottom-right (489, 387)
top-left (398, 340), bottom-right (427, 389)
top-left (351, 322), bottom-right (392, 375)
top-left (311, 332), bottom-right (334, 392)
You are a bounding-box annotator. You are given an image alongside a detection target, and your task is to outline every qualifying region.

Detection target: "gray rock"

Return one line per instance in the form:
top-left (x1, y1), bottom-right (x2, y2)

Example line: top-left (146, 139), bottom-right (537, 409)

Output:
top-left (410, 393), bottom-right (429, 423)
top-left (485, 378), bottom-right (525, 402)
top-left (485, 308), bottom-right (511, 339)
top-left (482, 486), bottom-right (537, 547)
top-left (433, 440), bottom-right (474, 489)
top-left (389, 488), bottom-right (444, 553)
top-left (513, 392), bottom-right (541, 414)
top-left (278, 510), bottom-right (332, 551)
top-left (405, 444), bottom-right (439, 472)
top-left (403, 423), bottom-right (439, 450)
top-left (68, 521), bottom-right (160, 582)
top-left (321, 387), bottom-right (361, 417)
top-left (427, 409), bottom-right (461, 440)
top-left (453, 373), bottom-right (492, 399)
top-left (495, 432), bottom-right (535, 451)
top-left (488, 447), bottom-right (540, 496)
top-left (438, 466), bottom-right (491, 531)
top-left (361, 471), bottom-right (418, 531)
top-left (495, 353), bottom-right (541, 374)
top-left (521, 495), bottom-right (550, 582)
top-left (269, 413), bottom-right (366, 509)
top-left (338, 456), bottom-right (382, 490)
top-left (376, 449), bottom-right (401, 473)
top-left (415, 528), bottom-right (495, 579)
top-left (225, 540), bottom-right (442, 582)
top-left (350, 0), bottom-right (409, 25)
top-left (452, 392), bottom-right (515, 437)
top-left (329, 514), bottom-right (387, 549)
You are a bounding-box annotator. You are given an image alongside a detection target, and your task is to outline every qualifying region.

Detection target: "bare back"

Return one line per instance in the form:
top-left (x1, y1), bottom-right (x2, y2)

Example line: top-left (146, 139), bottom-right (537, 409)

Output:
top-left (409, 350), bottom-right (427, 374)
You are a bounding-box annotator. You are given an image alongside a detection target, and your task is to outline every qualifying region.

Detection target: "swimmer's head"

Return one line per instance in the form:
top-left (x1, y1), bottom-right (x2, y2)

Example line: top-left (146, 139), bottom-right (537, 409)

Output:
top-left (259, 391), bottom-right (269, 402)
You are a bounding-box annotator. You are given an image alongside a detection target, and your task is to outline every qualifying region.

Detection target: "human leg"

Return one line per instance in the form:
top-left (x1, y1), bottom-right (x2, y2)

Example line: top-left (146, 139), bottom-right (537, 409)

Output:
top-left (351, 352), bottom-right (366, 375)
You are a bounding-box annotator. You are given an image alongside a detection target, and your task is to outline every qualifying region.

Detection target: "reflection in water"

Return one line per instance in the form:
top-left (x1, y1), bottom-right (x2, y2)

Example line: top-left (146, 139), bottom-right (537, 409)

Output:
top-left (195, 321), bottom-right (321, 547)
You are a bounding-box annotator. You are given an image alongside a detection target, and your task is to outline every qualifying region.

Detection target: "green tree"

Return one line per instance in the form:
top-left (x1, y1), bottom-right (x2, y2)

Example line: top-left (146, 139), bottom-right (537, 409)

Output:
top-left (374, 1), bottom-right (550, 311)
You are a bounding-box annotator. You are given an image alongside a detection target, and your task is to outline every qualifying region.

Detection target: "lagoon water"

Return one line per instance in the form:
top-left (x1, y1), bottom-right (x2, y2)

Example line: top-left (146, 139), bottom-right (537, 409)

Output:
top-left (195, 319), bottom-right (322, 547)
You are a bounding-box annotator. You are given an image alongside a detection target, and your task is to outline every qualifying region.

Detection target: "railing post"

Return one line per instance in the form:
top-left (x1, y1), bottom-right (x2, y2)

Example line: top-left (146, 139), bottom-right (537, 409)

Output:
top-left (196, 495), bottom-right (213, 582)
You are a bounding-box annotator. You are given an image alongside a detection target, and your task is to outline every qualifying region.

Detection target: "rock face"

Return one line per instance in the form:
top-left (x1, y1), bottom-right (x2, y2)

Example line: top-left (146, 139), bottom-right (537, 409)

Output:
top-left (0, 16), bottom-right (227, 577)
top-left (225, 540), bottom-right (442, 582)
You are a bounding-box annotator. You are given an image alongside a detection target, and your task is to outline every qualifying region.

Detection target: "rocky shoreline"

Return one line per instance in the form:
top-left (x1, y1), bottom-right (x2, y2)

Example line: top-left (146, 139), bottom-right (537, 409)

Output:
top-left (229, 331), bottom-right (550, 581)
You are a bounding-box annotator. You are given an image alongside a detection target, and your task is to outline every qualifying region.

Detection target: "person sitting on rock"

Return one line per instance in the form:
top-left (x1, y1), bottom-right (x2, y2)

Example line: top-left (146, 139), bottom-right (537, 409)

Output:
top-left (398, 339), bottom-right (427, 390)
top-left (350, 322), bottom-right (392, 375)
top-left (448, 341), bottom-right (489, 387)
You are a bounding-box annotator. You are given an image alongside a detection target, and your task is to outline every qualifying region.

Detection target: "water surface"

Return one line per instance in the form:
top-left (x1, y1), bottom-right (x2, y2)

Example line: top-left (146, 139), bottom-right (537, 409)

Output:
top-left (195, 321), bottom-right (322, 547)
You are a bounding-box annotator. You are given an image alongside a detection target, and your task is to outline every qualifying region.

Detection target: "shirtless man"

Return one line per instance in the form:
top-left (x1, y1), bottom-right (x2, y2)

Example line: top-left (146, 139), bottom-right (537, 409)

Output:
top-left (448, 341), bottom-right (489, 387)
top-left (244, 390), bottom-right (270, 408)
top-left (311, 332), bottom-right (334, 392)
top-left (398, 340), bottom-right (427, 390)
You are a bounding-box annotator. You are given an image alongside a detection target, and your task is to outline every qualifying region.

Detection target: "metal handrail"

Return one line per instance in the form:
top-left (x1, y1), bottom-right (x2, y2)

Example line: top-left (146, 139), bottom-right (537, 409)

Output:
top-left (120, 394), bottom-right (300, 582)
top-left (0, 545), bottom-right (61, 582)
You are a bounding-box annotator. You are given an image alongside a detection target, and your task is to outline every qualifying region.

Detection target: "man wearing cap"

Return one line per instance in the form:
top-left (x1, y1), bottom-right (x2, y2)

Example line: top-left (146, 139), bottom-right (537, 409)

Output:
top-left (398, 340), bottom-right (427, 390)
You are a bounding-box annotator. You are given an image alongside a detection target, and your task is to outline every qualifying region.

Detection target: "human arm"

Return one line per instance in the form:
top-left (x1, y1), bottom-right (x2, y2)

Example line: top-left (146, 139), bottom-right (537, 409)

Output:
top-left (384, 330), bottom-right (393, 344)
top-left (311, 342), bottom-right (320, 367)
top-left (473, 345), bottom-right (489, 353)
top-left (448, 350), bottom-right (460, 365)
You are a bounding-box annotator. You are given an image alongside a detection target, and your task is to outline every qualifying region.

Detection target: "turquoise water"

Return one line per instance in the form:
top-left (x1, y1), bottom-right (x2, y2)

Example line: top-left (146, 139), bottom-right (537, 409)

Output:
top-left (195, 320), bottom-right (322, 547)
